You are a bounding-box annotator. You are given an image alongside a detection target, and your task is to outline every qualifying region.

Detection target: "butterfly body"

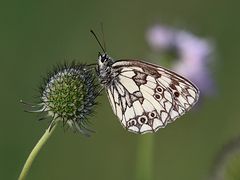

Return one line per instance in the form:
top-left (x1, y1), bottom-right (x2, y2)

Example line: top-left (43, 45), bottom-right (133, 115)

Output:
top-left (97, 53), bottom-right (199, 134)
top-left (96, 53), bottom-right (115, 86)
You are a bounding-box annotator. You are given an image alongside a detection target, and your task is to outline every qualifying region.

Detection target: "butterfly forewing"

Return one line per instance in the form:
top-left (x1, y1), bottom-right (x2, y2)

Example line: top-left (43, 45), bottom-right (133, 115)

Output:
top-left (105, 60), bottom-right (199, 134)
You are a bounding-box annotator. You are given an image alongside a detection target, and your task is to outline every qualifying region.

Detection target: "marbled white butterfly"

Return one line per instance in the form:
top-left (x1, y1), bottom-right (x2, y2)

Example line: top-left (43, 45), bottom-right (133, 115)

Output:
top-left (92, 30), bottom-right (200, 134)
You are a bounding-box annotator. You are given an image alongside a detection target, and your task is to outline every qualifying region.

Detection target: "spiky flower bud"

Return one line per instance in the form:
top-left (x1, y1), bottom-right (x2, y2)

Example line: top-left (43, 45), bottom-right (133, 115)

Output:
top-left (37, 62), bottom-right (99, 135)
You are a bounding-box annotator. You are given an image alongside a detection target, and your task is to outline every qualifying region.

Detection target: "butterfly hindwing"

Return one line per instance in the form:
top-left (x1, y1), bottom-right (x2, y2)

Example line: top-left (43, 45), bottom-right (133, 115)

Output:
top-left (105, 60), bottom-right (199, 134)
top-left (155, 66), bottom-right (199, 122)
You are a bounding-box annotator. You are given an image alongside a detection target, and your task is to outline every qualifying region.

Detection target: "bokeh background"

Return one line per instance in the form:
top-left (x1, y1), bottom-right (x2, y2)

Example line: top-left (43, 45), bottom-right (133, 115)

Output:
top-left (1, 0), bottom-right (240, 179)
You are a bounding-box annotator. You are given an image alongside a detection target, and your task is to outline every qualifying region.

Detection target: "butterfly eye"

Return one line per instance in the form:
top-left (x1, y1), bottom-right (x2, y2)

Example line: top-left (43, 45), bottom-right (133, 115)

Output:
top-left (100, 57), bottom-right (105, 63)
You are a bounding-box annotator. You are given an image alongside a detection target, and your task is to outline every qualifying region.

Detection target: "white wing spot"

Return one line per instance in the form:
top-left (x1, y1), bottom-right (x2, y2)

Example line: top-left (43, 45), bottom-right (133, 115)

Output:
top-left (121, 115), bottom-right (126, 127)
top-left (160, 111), bottom-right (168, 123)
top-left (140, 124), bottom-right (152, 133)
top-left (187, 96), bottom-right (195, 104)
top-left (125, 106), bottom-right (135, 121)
top-left (153, 118), bottom-right (163, 129)
top-left (146, 75), bottom-right (156, 83)
top-left (121, 68), bottom-right (132, 72)
top-left (121, 71), bottom-right (136, 78)
top-left (163, 91), bottom-right (172, 102)
top-left (188, 89), bottom-right (196, 97)
top-left (133, 101), bottom-right (144, 116)
top-left (145, 81), bottom-right (157, 89)
top-left (145, 76), bottom-right (157, 89)
top-left (161, 76), bottom-right (172, 84)
top-left (115, 82), bottom-right (125, 96)
top-left (176, 86), bottom-right (182, 93)
top-left (178, 95), bottom-right (188, 106)
top-left (128, 126), bottom-right (139, 133)
top-left (119, 66), bottom-right (144, 72)
top-left (119, 75), bottom-right (139, 93)
top-left (142, 100), bottom-right (155, 112)
top-left (140, 84), bottom-right (154, 95)
top-left (107, 88), bottom-right (116, 114)
top-left (170, 110), bottom-right (179, 120)
top-left (179, 81), bottom-right (191, 87)
top-left (165, 101), bottom-right (172, 112)
top-left (157, 78), bottom-right (169, 87)
top-left (116, 104), bottom-right (122, 120)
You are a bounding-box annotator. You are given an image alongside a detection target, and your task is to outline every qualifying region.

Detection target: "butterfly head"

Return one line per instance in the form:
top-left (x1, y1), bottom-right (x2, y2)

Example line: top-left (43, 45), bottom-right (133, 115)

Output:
top-left (98, 52), bottom-right (114, 68)
top-left (90, 30), bottom-right (113, 75)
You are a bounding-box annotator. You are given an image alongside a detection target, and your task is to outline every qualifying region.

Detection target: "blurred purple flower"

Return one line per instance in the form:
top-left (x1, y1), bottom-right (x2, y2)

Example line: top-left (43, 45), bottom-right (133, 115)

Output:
top-left (146, 24), bottom-right (216, 96)
top-left (146, 25), bottom-right (176, 51)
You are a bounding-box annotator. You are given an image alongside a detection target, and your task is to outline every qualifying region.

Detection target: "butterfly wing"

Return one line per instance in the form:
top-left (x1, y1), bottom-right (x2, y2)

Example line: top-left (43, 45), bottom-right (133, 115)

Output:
top-left (106, 60), bottom-right (199, 134)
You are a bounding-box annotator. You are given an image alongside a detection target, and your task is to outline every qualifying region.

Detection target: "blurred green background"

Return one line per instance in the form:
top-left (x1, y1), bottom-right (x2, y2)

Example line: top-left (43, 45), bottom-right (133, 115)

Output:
top-left (1, 0), bottom-right (239, 179)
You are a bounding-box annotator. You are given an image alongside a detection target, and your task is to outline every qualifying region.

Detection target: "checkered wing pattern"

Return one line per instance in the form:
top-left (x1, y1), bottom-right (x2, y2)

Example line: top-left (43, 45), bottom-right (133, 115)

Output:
top-left (105, 60), bottom-right (199, 134)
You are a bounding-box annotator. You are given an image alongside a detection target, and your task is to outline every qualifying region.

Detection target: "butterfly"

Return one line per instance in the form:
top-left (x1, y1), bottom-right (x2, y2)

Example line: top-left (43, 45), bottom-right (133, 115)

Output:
top-left (92, 30), bottom-right (200, 134)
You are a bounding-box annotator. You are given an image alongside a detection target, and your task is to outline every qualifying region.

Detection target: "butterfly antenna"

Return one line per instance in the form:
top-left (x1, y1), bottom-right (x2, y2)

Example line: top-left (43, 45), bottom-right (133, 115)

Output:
top-left (100, 23), bottom-right (107, 52)
top-left (90, 30), bottom-right (105, 53)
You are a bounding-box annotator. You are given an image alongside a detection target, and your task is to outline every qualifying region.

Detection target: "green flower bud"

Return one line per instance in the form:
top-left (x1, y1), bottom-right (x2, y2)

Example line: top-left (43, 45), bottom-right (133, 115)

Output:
top-left (25, 62), bottom-right (99, 136)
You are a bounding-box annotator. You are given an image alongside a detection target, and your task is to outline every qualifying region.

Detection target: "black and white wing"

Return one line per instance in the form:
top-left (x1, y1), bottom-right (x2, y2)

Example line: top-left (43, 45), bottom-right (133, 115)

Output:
top-left (106, 60), bottom-right (199, 134)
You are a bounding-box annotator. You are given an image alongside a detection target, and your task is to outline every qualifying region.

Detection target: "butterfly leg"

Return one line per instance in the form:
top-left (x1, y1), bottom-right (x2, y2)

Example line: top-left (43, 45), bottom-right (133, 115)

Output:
top-left (96, 86), bottom-right (104, 96)
top-left (86, 63), bottom-right (98, 67)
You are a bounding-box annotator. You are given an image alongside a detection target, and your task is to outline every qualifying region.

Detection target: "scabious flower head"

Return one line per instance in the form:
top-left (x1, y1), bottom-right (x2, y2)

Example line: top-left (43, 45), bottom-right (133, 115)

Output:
top-left (146, 24), bottom-right (216, 96)
top-left (36, 62), bottom-right (99, 135)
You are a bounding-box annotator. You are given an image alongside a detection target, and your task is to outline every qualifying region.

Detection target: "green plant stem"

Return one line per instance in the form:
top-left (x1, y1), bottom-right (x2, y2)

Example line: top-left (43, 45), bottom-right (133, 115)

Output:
top-left (136, 134), bottom-right (154, 180)
top-left (18, 124), bottom-right (57, 180)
